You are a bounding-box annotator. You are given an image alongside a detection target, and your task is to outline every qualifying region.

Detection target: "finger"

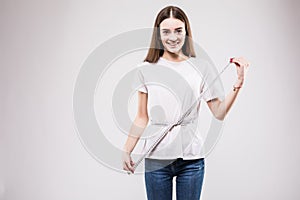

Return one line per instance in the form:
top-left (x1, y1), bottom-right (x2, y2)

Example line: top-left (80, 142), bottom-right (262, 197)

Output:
top-left (233, 58), bottom-right (251, 71)
top-left (123, 162), bottom-right (129, 171)
top-left (123, 164), bottom-right (132, 173)
top-left (125, 161), bottom-right (135, 173)
top-left (238, 57), bottom-right (250, 66)
top-left (130, 160), bottom-right (136, 173)
top-left (130, 160), bottom-right (135, 166)
top-left (123, 160), bottom-right (133, 172)
top-left (230, 58), bottom-right (241, 67)
top-left (123, 166), bottom-right (130, 173)
top-left (236, 60), bottom-right (247, 67)
top-left (235, 61), bottom-right (241, 67)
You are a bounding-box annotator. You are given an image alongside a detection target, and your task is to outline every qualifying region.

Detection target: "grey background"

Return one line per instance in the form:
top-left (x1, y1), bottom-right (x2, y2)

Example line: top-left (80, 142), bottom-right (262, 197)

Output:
top-left (1, 0), bottom-right (300, 199)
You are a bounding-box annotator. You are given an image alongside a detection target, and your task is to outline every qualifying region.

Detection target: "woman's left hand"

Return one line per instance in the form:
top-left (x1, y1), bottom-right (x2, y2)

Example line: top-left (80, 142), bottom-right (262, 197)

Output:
top-left (231, 57), bottom-right (250, 87)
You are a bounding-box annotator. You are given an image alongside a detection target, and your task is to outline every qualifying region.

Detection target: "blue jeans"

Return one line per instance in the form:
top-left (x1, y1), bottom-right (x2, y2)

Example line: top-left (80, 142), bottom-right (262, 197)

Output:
top-left (144, 158), bottom-right (205, 200)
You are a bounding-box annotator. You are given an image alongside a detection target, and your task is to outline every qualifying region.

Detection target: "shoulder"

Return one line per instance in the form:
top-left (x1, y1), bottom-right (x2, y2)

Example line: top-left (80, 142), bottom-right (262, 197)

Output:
top-left (135, 60), bottom-right (160, 74)
top-left (187, 57), bottom-right (217, 76)
top-left (136, 61), bottom-right (157, 68)
top-left (187, 57), bottom-right (211, 67)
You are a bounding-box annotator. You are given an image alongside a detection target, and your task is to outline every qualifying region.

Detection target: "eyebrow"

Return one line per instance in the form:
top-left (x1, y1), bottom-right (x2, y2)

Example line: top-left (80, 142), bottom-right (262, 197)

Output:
top-left (161, 27), bottom-right (184, 31)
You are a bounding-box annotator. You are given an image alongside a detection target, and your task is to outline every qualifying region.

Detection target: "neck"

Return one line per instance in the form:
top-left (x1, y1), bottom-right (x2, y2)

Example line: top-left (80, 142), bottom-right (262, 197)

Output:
top-left (162, 51), bottom-right (188, 62)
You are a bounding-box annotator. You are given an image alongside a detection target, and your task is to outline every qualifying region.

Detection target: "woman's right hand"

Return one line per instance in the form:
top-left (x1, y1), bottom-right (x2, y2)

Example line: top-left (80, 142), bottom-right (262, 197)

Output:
top-left (122, 151), bottom-right (135, 174)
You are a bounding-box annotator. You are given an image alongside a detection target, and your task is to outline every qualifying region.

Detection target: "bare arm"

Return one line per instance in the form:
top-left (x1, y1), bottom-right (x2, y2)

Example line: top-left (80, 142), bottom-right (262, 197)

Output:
top-left (122, 91), bottom-right (148, 173)
top-left (207, 57), bottom-right (250, 121)
top-left (207, 79), bottom-right (243, 120)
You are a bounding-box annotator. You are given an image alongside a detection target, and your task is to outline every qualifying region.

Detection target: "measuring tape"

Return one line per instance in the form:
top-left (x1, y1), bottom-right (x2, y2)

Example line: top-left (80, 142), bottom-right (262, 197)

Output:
top-left (127, 58), bottom-right (236, 175)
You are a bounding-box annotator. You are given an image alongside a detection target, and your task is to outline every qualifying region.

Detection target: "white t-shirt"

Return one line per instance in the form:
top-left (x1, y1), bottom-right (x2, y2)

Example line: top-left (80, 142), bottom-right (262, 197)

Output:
top-left (132, 56), bottom-right (223, 160)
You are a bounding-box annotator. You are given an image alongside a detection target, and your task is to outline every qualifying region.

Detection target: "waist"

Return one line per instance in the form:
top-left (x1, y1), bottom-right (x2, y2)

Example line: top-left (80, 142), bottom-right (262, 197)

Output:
top-left (150, 119), bottom-right (196, 127)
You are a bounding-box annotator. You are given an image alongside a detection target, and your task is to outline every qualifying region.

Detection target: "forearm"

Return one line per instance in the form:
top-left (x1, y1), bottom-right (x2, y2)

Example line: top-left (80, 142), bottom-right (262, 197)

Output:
top-left (211, 79), bottom-right (243, 120)
top-left (222, 81), bottom-right (242, 116)
top-left (123, 116), bottom-right (149, 153)
top-left (208, 57), bottom-right (250, 120)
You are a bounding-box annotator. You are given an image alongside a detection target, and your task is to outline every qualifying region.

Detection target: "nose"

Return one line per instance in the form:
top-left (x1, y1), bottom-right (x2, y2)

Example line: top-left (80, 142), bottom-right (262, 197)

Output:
top-left (168, 33), bottom-right (177, 41)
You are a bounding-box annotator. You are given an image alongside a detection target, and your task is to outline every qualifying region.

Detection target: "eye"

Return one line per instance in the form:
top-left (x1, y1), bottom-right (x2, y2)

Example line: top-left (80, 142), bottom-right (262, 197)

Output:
top-left (176, 29), bottom-right (183, 34)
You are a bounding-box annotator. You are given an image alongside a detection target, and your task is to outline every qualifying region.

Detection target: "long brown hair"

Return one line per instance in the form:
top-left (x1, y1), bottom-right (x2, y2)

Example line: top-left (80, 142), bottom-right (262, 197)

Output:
top-left (144, 6), bottom-right (196, 63)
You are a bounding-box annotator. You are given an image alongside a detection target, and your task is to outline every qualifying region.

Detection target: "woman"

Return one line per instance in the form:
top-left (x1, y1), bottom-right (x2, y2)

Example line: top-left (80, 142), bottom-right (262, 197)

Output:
top-left (122, 5), bottom-right (250, 200)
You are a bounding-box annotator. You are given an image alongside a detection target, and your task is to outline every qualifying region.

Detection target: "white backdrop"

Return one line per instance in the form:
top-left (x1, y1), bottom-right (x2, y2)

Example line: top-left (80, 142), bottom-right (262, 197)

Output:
top-left (1, 0), bottom-right (300, 199)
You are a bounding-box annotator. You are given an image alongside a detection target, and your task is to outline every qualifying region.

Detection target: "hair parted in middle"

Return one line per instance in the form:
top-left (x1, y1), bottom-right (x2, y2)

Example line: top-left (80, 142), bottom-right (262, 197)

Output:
top-left (144, 5), bottom-right (196, 63)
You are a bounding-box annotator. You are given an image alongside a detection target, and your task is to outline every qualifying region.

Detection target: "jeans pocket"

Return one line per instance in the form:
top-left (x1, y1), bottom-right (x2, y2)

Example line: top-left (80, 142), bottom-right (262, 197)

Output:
top-left (188, 158), bottom-right (205, 170)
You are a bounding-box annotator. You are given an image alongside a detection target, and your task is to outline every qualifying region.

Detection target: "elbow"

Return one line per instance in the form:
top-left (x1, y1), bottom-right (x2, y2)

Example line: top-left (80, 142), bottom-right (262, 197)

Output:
top-left (135, 115), bottom-right (149, 127)
top-left (213, 103), bottom-right (227, 121)
top-left (213, 112), bottom-right (226, 121)
top-left (208, 99), bottom-right (226, 121)
top-left (136, 113), bottom-right (149, 121)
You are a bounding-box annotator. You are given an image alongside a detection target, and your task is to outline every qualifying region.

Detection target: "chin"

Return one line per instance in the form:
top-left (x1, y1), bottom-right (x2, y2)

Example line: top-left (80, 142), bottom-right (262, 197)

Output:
top-left (164, 44), bottom-right (184, 54)
top-left (166, 47), bottom-right (182, 54)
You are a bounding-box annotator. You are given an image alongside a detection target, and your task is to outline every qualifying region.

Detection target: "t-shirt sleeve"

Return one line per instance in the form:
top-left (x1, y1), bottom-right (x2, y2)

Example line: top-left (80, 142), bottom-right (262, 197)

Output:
top-left (132, 68), bottom-right (148, 93)
top-left (200, 61), bottom-right (224, 102)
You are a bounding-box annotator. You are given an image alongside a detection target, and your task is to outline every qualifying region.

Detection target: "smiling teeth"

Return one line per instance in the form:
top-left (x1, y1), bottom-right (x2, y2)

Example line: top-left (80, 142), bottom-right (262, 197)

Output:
top-left (168, 42), bottom-right (179, 45)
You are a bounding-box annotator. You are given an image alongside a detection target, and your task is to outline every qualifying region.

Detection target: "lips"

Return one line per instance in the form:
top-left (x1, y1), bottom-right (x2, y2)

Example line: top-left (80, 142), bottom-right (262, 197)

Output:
top-left (167, 41), bottom-right (180, 48)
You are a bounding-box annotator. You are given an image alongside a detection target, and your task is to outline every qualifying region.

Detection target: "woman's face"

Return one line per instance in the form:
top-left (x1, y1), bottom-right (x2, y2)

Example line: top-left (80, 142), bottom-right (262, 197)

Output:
top-left (159, 17), bottom-right (186, 54)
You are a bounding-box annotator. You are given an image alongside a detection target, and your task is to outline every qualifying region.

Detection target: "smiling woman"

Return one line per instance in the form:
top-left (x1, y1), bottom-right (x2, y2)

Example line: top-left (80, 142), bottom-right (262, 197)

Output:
top-left (143, 6), bottom-right (196, 63)
top-left (160, 19), bottom-right (186, 54)
top-left (122, 5), bottom-right (250, 200)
